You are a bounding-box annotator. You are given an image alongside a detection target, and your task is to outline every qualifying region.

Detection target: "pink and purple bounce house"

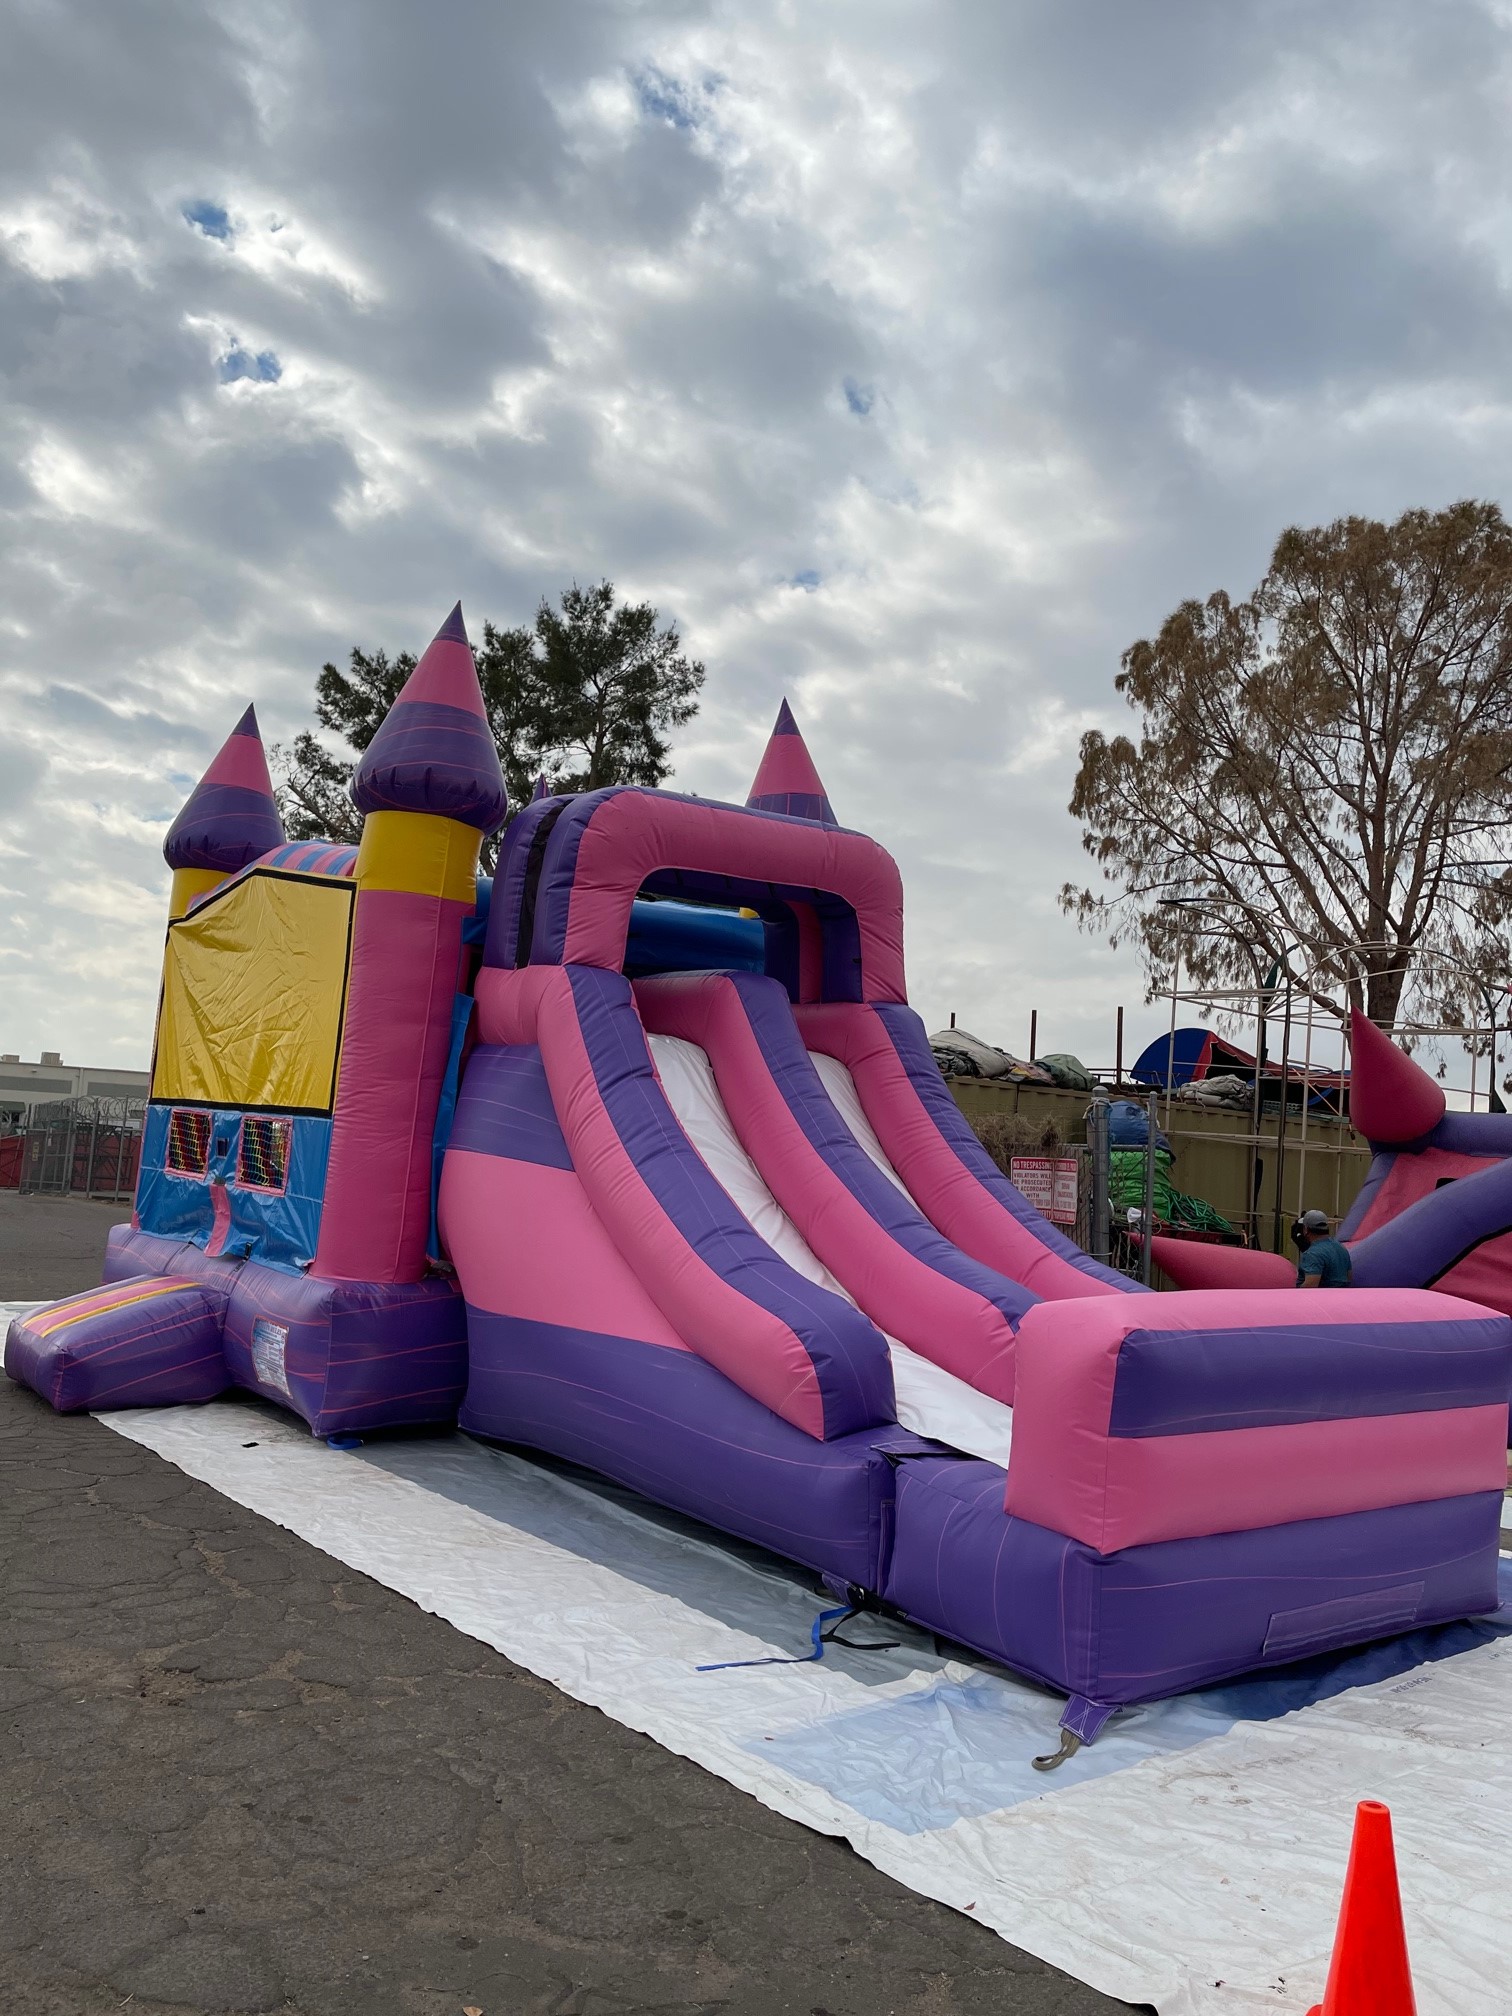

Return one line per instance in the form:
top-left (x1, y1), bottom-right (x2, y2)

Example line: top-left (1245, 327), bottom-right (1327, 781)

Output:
top-left (10, 606), bottom-right (1512, 1757)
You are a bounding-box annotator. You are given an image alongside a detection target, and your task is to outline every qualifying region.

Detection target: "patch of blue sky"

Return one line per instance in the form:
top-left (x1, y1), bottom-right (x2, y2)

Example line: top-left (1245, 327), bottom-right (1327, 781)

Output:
top-left (183, 200), bottom-right (232, 240)
top-left (843, 377), bottom-right (874, 417)
top-left (790, 569), bottom-right (821, 591)
top-left (634, 65), bottom-right (698, 129)
top-left (219, 346), bottom-right (282, 385)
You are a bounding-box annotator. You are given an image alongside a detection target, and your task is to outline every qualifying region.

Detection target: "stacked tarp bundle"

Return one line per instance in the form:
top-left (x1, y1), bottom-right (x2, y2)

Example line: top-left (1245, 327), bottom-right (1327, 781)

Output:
top-left (929, 1028), bottom-right (1052, 1084)
top-left (1107, 1103), bottom-right (1232, 1234)
top-left (1036, 1053), bottom-right (1093, 1092)
top-left (1172, 1073), bottom-right (1254, 1110)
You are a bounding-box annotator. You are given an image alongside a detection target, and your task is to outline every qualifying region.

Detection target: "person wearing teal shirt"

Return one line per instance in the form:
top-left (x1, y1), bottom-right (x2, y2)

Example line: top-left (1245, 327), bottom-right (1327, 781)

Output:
top-left (1293, 1208), bottom-right (1353, 1287)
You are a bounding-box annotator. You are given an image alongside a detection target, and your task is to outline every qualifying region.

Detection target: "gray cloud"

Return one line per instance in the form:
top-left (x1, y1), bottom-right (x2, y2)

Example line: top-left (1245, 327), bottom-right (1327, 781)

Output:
top-left (3, 0), bottom-right (1512, 1076)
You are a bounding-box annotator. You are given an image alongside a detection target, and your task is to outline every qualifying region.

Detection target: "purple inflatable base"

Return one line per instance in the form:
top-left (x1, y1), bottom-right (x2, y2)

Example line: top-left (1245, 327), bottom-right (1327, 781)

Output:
top-left (85, 1238), bottom-right (1507, 1733)
top-left (105, 1223), bottom-right (244, 1294)
top-left (461, 1309), bottom-right (934, 1593)
top-left (883, 1456), bottom-right (1503, 1716)
top-left (220, 1268), bottom-right (468, 1437)
top-left (101, 1225), bottom-right (468, 1436)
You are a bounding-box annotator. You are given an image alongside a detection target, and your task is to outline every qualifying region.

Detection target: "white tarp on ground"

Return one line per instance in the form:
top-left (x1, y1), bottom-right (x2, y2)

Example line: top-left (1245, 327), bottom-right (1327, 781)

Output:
top-left (65, 1389), bottom-right (1512, 2016)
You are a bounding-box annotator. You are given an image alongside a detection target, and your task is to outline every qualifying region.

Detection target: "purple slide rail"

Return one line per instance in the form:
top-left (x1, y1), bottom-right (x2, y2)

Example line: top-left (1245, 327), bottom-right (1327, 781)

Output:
top-left (438, 990), bottom-right (919, 1591)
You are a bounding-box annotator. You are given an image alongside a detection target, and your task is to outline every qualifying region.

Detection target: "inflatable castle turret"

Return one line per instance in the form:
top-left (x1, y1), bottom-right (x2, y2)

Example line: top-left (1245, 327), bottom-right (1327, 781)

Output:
top-left (10, 606), bottom-right (503, 1431)
top-left (163, 704), bottom-right (286, 918)
top-left (315, 603), bottom-right (506, 1285)
top-left (747, 697), bottom-right (837, 824)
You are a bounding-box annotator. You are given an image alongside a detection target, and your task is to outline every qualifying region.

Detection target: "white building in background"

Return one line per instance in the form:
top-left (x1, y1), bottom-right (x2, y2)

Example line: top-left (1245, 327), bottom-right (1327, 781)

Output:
top-left (0, 1051), bottom-right (150, 1127)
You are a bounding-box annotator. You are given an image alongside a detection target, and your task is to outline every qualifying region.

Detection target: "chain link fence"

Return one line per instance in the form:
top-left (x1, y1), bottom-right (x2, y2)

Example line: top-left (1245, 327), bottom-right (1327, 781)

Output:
top-left (10, 1096), bottom-right (146, 1201)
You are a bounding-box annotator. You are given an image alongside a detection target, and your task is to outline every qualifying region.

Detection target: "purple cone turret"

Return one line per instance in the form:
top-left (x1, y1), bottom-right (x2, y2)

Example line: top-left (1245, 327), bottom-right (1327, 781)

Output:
top-left (351, 603), bottom-right (507, 833)
top-left (164, 704), bottom-right (286, 875)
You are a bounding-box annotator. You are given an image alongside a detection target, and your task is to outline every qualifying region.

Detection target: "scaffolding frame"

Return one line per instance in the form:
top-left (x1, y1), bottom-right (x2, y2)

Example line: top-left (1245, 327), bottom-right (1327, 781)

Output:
top-left (1151, 943), bottom-right (1506, 1254)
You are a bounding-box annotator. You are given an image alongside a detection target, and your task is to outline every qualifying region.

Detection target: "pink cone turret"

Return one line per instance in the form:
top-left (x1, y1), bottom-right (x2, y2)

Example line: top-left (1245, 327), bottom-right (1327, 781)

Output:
top-left (163, 703), bottom-right (286, 917)
top-left (1348, 1008), bottom-right (1447, 1144)
top-left (747, 698), bottom-right (837, 825)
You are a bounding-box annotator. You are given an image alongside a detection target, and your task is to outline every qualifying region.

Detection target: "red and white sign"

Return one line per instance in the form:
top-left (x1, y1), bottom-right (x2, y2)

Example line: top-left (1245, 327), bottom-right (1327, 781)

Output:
top-left (1010, 1154), bottom-right (1081, 1227)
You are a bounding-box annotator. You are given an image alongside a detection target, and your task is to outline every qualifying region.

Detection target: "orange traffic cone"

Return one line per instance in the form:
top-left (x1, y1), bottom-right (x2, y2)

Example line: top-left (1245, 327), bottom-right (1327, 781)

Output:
top-left (1307, 1800), bottom-right (1417, 2015)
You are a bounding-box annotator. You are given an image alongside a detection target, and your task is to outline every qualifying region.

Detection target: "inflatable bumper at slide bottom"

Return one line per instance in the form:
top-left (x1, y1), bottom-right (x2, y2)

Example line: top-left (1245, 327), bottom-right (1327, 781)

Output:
top-left (457, 1289), bottom-right (1508, 1742)
top-left (887, 1293), bottom-right (1507, 1739)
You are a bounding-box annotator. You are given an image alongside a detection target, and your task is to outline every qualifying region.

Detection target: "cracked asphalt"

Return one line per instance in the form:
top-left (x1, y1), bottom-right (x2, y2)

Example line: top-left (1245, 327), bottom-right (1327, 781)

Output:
top-left (1, 1192), bottom-right (1138, 2016)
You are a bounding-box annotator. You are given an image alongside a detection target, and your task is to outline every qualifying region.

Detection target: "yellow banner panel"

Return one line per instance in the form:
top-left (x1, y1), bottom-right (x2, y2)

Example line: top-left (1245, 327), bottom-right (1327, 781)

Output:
top-left (152, 872), bottom-right (354, 1113)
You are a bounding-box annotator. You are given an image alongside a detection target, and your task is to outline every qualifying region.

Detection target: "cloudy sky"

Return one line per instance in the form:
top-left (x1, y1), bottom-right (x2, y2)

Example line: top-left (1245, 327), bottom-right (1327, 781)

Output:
top-left (4, 0), bottom-right (1512, 1081)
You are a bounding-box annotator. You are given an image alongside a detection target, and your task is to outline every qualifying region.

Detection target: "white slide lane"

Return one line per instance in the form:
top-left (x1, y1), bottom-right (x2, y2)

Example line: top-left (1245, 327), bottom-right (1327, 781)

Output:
top-left (648, 1034), bottom-right (1014, 1468)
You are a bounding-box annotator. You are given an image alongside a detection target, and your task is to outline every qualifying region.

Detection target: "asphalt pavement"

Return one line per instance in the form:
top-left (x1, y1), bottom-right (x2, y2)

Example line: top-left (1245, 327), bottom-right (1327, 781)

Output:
top-left (0, 1190), bottom-right (128, 1298)
top-left (1, 1194), bottom-right (1139, 2016)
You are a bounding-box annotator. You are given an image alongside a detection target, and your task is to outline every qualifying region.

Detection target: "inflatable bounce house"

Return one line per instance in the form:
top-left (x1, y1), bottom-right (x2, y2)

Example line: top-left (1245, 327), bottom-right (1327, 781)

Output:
top-left (1152, 1011), bottom-right (1512, 1315)
top-left (10, 608), bottom-right (1512, 1758)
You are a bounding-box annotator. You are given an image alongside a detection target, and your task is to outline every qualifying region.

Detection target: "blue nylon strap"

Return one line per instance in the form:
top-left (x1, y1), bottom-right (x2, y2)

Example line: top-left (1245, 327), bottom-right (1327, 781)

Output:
top-left (697, 1605), bottom-right (854, 1672)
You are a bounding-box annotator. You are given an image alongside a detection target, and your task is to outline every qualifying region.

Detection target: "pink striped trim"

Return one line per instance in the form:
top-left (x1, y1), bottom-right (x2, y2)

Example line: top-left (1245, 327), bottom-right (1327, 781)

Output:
top-left (203, 727), bottom-right (275, 793)
top-left (27, 1277), bottom-right (184, 1337)
top-left (1036, 1404), bottom-right (1509, 1550)
top-left (206, 1181), bottom-right (232, 1257)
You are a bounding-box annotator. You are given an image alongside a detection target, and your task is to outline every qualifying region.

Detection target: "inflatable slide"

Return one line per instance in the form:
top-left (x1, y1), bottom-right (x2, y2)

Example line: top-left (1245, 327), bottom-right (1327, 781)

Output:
top-left (10, 608), bottom-right (1511, 1758)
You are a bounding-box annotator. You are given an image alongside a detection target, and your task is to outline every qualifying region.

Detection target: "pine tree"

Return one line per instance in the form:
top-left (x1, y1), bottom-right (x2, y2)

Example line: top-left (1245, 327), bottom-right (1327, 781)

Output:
top-left (274, 582), bottom-right (705, 870)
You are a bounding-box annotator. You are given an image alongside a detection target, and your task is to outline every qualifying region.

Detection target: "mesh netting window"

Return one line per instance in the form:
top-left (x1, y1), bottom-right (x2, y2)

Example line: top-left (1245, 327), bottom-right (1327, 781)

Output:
top-left (166, 1108), bottom-right (212, 1177)
top-left (237, 1115), bottom-right (291, 1193)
